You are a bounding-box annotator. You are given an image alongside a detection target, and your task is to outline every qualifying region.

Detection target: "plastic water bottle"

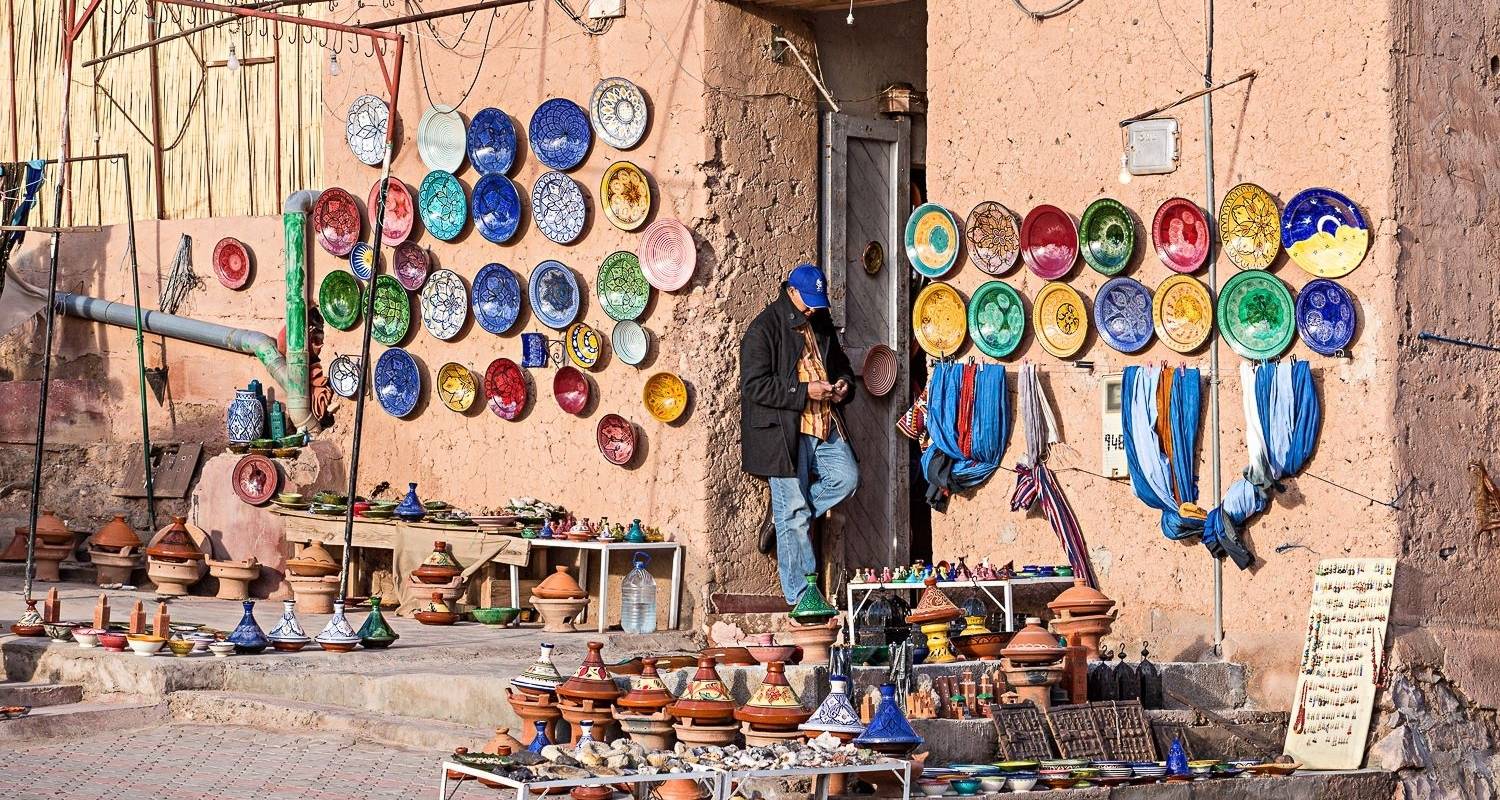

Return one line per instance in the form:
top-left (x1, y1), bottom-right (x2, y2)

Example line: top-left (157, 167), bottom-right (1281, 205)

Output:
top-left (621, 552), bottom-right (657, 634)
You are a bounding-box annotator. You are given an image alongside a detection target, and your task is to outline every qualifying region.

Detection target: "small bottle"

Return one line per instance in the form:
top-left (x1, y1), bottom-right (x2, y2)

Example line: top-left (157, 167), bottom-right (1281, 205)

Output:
top-left (527, 720), bottom-right (550, 754)
top-left (620, 552), bottom-right (658, 634)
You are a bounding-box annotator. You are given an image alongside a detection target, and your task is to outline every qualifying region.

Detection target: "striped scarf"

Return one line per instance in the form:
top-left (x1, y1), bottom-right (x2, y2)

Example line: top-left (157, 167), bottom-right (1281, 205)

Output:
top-left (1009, 363), bottom-right (1098, 587)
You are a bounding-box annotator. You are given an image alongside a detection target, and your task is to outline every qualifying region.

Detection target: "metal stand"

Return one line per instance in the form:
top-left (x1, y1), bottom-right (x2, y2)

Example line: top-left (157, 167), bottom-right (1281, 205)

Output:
top-left (845, 576), bottom-right (1074, 634)
top-left (437, 764), bottom-right (720, 800)
top-left (712, 761), bottom-right (913, 800)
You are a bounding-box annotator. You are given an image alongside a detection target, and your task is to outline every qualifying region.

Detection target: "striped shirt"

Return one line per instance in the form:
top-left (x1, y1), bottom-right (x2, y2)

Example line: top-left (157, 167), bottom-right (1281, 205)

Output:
top-left (796, 324), bottom-right (834, 440)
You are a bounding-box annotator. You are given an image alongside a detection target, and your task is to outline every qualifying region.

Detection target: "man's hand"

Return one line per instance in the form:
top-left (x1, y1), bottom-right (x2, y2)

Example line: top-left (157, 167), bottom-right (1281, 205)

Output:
top-left (831, 379), bottom-right (851, 403)
top-left (807, 380), bottom-right (835, 401)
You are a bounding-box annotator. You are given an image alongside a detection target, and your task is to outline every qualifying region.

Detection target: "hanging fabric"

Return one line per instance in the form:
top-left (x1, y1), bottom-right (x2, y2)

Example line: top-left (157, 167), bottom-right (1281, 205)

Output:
top-left (1121, 364), bottom-right (1207, 542)
top-left (1009, 362), bottom-right (1098, 587)
top-left (0, 161), bottom-right (46, 299)
top-left (920, 361), bottom-right (1011, 511)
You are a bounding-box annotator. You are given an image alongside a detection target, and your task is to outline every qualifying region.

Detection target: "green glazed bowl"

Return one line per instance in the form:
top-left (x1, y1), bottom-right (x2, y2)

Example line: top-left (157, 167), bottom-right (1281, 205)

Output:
top-left (471, 607), bottom-right (519, 626)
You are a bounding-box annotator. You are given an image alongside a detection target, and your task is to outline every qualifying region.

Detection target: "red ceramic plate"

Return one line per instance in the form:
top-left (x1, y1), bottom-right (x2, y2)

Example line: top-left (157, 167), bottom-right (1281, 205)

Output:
top-left (597, 414), bottom-right (636, 465)
top-left (553, 365), bottom-right (590, 415)
top-left (1019, 205), bottom-right (1078, 279)
top-left (312, 187), bottom-right (362, 257)
top-left (369, 178), bottom-right (416, 247)
top-left (212, 237), bottom-right (252, 290)
top-left (484, 358), bottom-right (527, 421)
top-left (393, 241), bottom-right (430, 291)
top-left (1152, 197), bottom-right (1211, 273)
top-left (231, 454), bottom-right (280, 506)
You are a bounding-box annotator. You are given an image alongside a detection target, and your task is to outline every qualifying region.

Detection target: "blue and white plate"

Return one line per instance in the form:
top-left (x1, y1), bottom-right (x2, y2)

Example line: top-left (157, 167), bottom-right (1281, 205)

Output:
top-left (1093, 276), bottom-right (1153, 353)
top-left (467, 107), bottom-right (517, 175)
top-left (374, 347), bottom-right (420, 418)
top-left (471, 263), bottom-right (522, 335)
top-left (589, 77), bottom-right (648, 150)
top-left (418, 170), bottom-right (467, 242)
top-left (473, 173), bottom-right (522, 244)
top-left (529, 98), bottom-right (591, 171)
top-left (528, 260), bottom-right (580, 330)
top-left (349, 241), bottom-right (375, 281)
top-left (1294, 277), bottom-right (1356, 355)
top-left (419, 268), bottom-right (468, 341)
top-left (531, 171), bottom-right (586, 245)
top-left (345, 94), bottom-right (390, 167)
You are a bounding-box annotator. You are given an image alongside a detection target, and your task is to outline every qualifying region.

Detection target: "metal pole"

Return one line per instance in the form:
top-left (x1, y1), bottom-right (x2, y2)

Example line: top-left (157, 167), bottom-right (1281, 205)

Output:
top-left (362, 0), bottom-right (531, 29)
top-left (119, 155), bottom-right (156, 531)
top-left (1202, 0), bottom-right (1224, 656)
top-left (145, 0), bottom-right (166, 219)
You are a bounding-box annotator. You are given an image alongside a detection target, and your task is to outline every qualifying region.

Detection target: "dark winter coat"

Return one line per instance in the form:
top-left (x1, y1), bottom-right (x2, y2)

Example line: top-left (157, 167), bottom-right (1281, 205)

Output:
top-left (738, 286), bottom-right (855, 478)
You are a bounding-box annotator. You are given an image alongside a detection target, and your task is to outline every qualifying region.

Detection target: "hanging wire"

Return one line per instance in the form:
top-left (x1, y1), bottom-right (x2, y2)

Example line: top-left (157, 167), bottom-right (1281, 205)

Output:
top-left (1010, 0), bottom-right (1086, 20)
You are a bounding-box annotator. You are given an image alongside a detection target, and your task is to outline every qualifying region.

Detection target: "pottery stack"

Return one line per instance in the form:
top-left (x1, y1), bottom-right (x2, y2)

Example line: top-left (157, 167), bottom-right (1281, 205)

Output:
top-left (734, 661), bottom-right (812, 746)
top-left (611, 657), bottom-right (677, 749)
top-left (783, 574), bottom-right (841, 667)
top-left (21, 512), bottom-right (75, 583)
top-left (531, 565), bottom-right (588, 632)
top-left (1046, 579), bottom-right (1117, 660)
top-left (507, 642), bottom-right (565, 746)
top-left (555, 641), bottom-right (622, 744)
top-left (906, 577), bottom-right (963, 664)
top-left (145, 517), bottom-right (204, 597)
top-left (87, 515), bottom-right (144, 585)
top-left (999, 617), bottom-right (1068, 710)
top-left (410, 540), bottom-right (467, 607)
top-left (285, 541), bottom-right (341, 613)
top-left (666, 655), bottom-right (739, 746)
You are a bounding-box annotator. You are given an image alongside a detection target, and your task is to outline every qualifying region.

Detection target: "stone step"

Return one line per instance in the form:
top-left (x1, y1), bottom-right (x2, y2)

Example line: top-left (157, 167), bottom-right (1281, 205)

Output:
top-left (167, 691), bottom-right (492, 752)
top-left (0, 700), bottom-right (167, 742)
top-left (0, 561), bottom-right (98, 583)
top-left (0, 681), bottom-right (84, 708)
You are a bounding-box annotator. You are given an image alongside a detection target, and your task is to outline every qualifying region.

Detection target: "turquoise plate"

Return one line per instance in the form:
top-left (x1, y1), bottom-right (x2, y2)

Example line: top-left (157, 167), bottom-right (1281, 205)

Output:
top-left (418, 170), bottom-right (467, 242)
top-left (966, 281), bottom-right (1025, 358)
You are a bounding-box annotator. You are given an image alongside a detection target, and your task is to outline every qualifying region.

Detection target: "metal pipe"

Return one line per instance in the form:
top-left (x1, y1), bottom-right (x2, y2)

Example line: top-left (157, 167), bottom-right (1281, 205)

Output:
top-left (81, 0), bottom-right (327, 67)
top-left (362, 0), bottom-right (531, 29)
top-left (282, 189), bottom-right (317, 429)
top-left (1202, 0), bottom-right (1224, 656)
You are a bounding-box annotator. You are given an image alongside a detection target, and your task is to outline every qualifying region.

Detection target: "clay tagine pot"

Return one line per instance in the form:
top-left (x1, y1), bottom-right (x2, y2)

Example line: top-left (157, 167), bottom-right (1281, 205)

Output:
top-left (413, 592), bottom-right (460, 625)
top-left (9, 597), bottom-right (45, 636)
top-left (953, 631), bottom-right (1013, 661)
top-left (512, 642), bottom-right (566, 696)
top-left (1047, 579), bottom-right (1116, 618)
top-left (666, 655), bottom-right (737, 724)
top-left (32, 511), bottom-right (72, 547)
top-left (788, 573), bottom-right (838, 625)
top-left (505, 686), bottom-right (562, 744)
top-left (483, 727), bottom-right (526, 754)
top-left (1000, 617), bottom-right (1067, 665)
top-left (533, 565), bottom-right (588, 599)
top-left (412, 541), bottom-right (463, 584)
top-left (285, 540), bottom-right (340, 578)
top-left (733, 661), bottom-right (812, 731)
top-left (146, 517), bottom-right (203, 562)
top-left (699, 646), bottom-right (756, 666)
top-left (783, 617), bottom-right (840, 667)
top-left (615, 657), bottom-right (676, 714)
top-left (1049, 613), bottom-right (1116, 660)
top-left (556, 641), bottom-right (623, 706)
top-left (91, 515), bottom-right (141, 551)
top-left (905, 577), bottom-right (962, 625)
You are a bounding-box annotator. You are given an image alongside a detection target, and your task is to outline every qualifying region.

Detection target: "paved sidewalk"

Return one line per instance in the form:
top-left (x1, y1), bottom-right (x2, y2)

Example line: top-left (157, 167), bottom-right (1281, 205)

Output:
top-left (0, 724), bottom-right (441, 800)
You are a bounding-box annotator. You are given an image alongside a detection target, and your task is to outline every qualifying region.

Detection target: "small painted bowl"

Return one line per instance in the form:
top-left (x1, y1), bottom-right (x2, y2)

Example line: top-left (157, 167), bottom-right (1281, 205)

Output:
top-left (948, 778), bottom-right (981, 796)
top-left (208, 641), bottom-right (237, 657)
top-left (1006, 773), bottom-right (1039, 792)
top-left (44, 622), bottom-right (77, 642)
top-left (98, 631), bottom-right (129, 651)
top-left (471, 607), bottom-right (519, 626)
top-left (166, 639), bottom-right (196, 657)
top-left (73, 628), bottom-right (104, 648)
top-left (978, 777), bottom-right (1006, 793)
top-left (916, 780), bottom-right (948, 797)
top-left (189, 633), bottom-right (217, 653)
top-left (126, 634), bottom-right (166, 657)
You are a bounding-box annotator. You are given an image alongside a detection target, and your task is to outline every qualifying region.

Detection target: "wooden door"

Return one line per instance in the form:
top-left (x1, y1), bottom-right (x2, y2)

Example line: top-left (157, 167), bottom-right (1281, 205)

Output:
top-left (820, 113), bottom-right (911, 596)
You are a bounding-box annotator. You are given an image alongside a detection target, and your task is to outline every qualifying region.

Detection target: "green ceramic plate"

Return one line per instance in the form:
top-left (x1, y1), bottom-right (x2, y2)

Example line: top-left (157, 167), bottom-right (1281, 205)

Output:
top-left (1079, 197), bottom-right (1134, 276)
top-left (596, 250), bottom-right (651, 322)
top-left (966, 280), bottom-right (1026, 358)
top-left (369, 274), bottom-right (411, 346)
top-left (1215, 269), bottom-right (1295, 360)
top-left (319, 270), bottom-right (361, 331)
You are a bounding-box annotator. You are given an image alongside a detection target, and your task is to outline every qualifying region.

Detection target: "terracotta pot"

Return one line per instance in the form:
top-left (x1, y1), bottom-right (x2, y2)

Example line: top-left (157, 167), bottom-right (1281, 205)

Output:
top-left (285, 540), bottom-right (339, 577)
top-left (531, 596), bottom-right (587, 633)
top-left (207, 557), bottom-right (261, 601)
top-left (147, 557), bottom-right (201, 596)
top-left (666, 655), bottom-right (736, 724)
top-left (534, 565), bottom-right (588, 599)
top-left (905, 576), bottom-right (962, 624)
top-left (1000, 617), bottom-right (1066, 665)
top-left (783, 618), bottom-right (839, 667)
top-left (557, 697), bottom-right (617, 744)
top-left (412, 540), bottom-right (463, 584)
top-left (1046, 579), bottom-right (1116, 617)
top-left (734, 661), bottom-right (811, 731)
top-left (32, 511), bottom-right (72, 547)
top-left (670, 718), bottom-right (738, 747)
top-left (740, 721), bottom-right (808, 746)
top-left (146, 517), bottom-right (203, 561)
top-left (1049, 613), bottom-right (1115, 659)
top-left (953, 631), bottom-right (1013, 661)
top-left (613, 707), bottom-right (675, 750)
top-left (699, 646), bottom-right (755, 666)
top-left (88, 546), bottom-right (142, 584)
top-left (483, 727), bottom-right (525, 754)
top-left (31, 543), bottom-right (72, 582)
top-left (571, 786), bottom-right (613, 800)
top-left (92, 515), bottom-right (142, 551)
top-left (506, 687), bottom-right (562, 744)
top-left (616, 657), bottom-right (676, 713)
top-left (656, 779), bottom-right (708, 800)
top-left (286, 575), bottom-right (339, 614)
top-left (557, 641), bottom-right (623, 705)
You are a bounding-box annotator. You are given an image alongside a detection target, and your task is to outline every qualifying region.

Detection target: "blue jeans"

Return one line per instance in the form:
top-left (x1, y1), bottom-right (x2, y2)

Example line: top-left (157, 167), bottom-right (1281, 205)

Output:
top-left (769, 431), bottom-right (859, 604)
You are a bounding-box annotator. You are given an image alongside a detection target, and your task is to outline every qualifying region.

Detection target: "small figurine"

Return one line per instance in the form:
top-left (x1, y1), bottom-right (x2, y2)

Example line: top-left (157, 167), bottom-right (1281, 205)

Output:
top-left (645, 526), bottom-right (664, 543)
top-left (626, 519), bottom-right (645, 543)
top-left (611, 522), bottom-right (626, 540)
top-left (909, 560), bottom-right (927, 582)
top-left (892, 566), bottom-right (908, 582)
top-left (955, 556), bottom-right (972, 581)
top-left (880, 566), bottom-right (894, 584)
top-left (997, 560), bottom-right (1016, 580)
top-left (539, 521), bottom-right (555, 539)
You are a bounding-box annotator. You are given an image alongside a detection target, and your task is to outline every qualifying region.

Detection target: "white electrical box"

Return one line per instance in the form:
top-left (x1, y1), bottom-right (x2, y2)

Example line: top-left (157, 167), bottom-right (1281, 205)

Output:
top-left (1101, 373), bottom-right (1128, 479)
top-left (587, 0), bottom-right (625, 19)
top-left (1124, 117), bottom-right (1179, 176)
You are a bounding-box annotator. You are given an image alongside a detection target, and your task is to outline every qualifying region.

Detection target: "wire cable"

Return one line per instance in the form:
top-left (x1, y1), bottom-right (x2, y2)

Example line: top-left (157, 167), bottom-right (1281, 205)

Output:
top-left (1010, 0), bottom-right (1085, 20)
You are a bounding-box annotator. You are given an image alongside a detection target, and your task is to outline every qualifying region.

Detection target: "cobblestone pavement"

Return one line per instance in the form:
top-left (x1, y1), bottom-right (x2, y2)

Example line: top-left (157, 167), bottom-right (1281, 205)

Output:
top-left (0, 724), bottom-right (443, 799)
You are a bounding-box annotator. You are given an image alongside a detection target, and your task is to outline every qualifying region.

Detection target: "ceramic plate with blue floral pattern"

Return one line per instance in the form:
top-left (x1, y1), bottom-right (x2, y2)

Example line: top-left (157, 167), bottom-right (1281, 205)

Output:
top-left (531, 171), bottom-right (586, 245)
top-left (467, 107), bottom-right (517, 175)
top-left (1093, 276), bottom-right (1154, 353)
top-left (418, 170), bottom-right (467, 242)
top-left (528, 260), bottom-right (579, 330)
top-left (529, 98), bottom-right (591, 171)
top-left (589, 77), bottom-right (648, 150)
top-left (1294, 278), bottom-right (1355, 355)
top-left (472, 173), bottom-right (522, 244)
top-left (374, 347), bottom-right (420, 418)
top-left (471, 263), bottom-right (522, 335)
top-left (419, 268), bottom-right (468, 341)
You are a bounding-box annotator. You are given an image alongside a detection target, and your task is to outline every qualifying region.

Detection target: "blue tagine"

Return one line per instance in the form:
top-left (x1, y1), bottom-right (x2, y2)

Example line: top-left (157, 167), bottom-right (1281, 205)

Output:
top-left (395, 482), bottom-right (426, 521)
top-left (798, 674), bottom-right (866, 739)
top-left (228, 600), bottom-right (270, 654)
top-left (852, 683), bottom-right (923, 755)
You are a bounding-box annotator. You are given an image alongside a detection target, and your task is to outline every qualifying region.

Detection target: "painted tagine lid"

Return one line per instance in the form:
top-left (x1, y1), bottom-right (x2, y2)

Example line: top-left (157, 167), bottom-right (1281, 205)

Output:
top-left (788, 574), bottom-right (838, 625)
top-left (853, 683), bottom-right (923, 753)
top-left (904, 577), bottom-right (961, 624)
top-left (1001, 616), bottom-right (1067, 664)
top-left (616, 657), bottom-right (676, 713)
top-left (799, 673), bottom-right (865, 736)
top-left (666, 655), bottom-right (736, 724)
top-left (733, 661), bottom-right (811, 730)
top-left (557, 641), bottom-right (623, 705)
top-left (91, 514), bottom-right (142, 551)
top-left (1046, 579), bottom-right (1116, 616)
top-left (267, 599), bottom-right (310, 643)
top-left (513, 642), bottom-right (566, 694)
top-left (412, 541), bottom-right (463, 584)
top-left (356, 596), bottom-right (400, 645)
top-left (146, 516), bottom-right (204, 561)
top-left (227, 600), bottom-right (270, 654)
top-left (535, 565), bottom-right (588, 599)
top-left (315, 601), bottom-right (361, 647)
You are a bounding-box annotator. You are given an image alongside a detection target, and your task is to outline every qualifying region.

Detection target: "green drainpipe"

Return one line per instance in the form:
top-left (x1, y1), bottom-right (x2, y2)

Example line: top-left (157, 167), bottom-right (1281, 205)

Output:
top-left (282, 190), bottom-right (318, 430)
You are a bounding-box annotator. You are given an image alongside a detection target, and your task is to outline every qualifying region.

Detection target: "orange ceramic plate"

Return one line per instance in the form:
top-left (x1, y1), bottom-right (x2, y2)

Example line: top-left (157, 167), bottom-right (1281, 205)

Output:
top-left (1031, 282), bottom-right (1088, 358)
top-left (600, 161), bottom-right (651, 231)
top-left (1152, 274), bottom-right (1213, 353)
top-left (912, 282), bottom-right (967, 357)
top-left (642, 372), bottom-right (688, 423)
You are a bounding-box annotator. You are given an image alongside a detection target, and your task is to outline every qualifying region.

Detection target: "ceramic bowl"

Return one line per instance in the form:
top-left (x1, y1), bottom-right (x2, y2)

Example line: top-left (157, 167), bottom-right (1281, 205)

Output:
top-left (208, 641), bottom-right (237, 657)
top-left (44, 622), bottom-right (77, 642)
top-left (126, 634), bottom-right (166, 657)
top-left (916, 780), bottom-right (948, 797)
top-left (73, 627), bottom-right (104, 648)
top-left (166, 639), bottom-right (196, 657)
top-left (744, 644), bottom-right (800, 665)
top-left (98, 631), bottom-right (129, 651)
top-left (948, 778), bottom-right (980, 796)
top-left (978, 777), bottom-right (1006, 793)
top-left (1006, 774), bottom-right (1039, 792)
top-left (251, 438), bottom-right (275, 449)
top-left (471, 607), bottom-right (519, 626)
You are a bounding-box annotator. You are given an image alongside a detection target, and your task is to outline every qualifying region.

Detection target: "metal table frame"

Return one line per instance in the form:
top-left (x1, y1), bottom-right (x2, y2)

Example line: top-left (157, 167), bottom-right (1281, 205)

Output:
top-left (845, 577), bottom-right (1075, 633)
top-left (711, 760), bottom-right (913, 800)
top-left (506, 539), bottom-right (685, 632)
top-left (439, 763), bottom-right (719, 800)
top-left (437, 760), bottom-right (912, 800)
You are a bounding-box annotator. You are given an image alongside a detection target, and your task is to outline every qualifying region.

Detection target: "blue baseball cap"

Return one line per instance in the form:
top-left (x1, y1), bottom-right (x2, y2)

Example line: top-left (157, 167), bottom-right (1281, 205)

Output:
top-left (787, 263), bottom-right (830, 309)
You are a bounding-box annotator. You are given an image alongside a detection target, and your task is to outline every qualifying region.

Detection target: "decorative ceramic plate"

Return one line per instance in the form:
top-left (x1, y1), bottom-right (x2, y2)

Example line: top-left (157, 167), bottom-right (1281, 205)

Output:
top-left (904, 203), bottom-right (962, 278)
top-left (319, 270), bottom-right (361, 331)
top-left (1031, 281), bottom-right (1089, 359)
top-left (966, 280), bottom-right (1026, 358)
top-left (473, 173), bottom-right (522, 244)
top-left (597, 250), bottom-right (650, 321)
top-left (312, 187), bottom-right (361, 257)
top-left (1295, 278), bottom-right (1356, 355)
top-left (912, 281), bottom-right (967, 357)
top-left (349, 241), bottom-right (375, 282)
top-left (862, 344), bottom-right (898, 397)
top-left (1216, 269), bottom-right (1295, 359)
top-left (368, 178), bottom-right (415, 246)
top-left (1079, 198), bottom-right (1135, 276)
top-left (370, 274), bottom-right (411, 346)
top-left (531, 171), bottom-right (586, 244)
top-left (1020, 205), bottom-right (1078, 280)
top-left (1281, 187), bottom-right (1368, 278)
top-left (393, 241), bottom-right (430, 291)
top-left (965, 201), bottom-right (1020, 275)
top-left (643, 372), bottom-right (688, 423)
top-left (1152, 198), bottom-right (1211, 273)
top-left (471, 263), bottom-right (522, 335)
top-left (1217, 182), bottom-right (1280, 270)
top-left (1093, 276), bottom-right (1153, 353)
top-left (1152, 274), bottom-right (1214, 354)
top-left (601, 161), bottom-right (651, 231)
top-left (567, 322), bottom-right (602, 369)
top-left (436, 362), bottom-right (478, 412)
top-left (212, 237), bottom-right (252, 289)
top-left (374, 348), bottom-right (420, 418)
top-left (418, 170), bottom-right (467, 242)
top-left (420, 269), bottom-right (467, 341)
top-left (639, 218), bottom-right (696, 291)
top-left (529, 98), bottom-right (592, 171)
top-left (232, 454), bottom-right (280, 506)
top-left (345, 94), bottom-right (390, 167)
top-left (328, 354), bottom-right (361, 398)
top-left (417, 104), bottom-right (467, 173)
top-left (467, 107), bottom-right (517, 175)
top-left (596, 413), bottom-right (636, 465)
top-left (612, 320), bottom-right (649, 366)
top-left (483, 358), bottom-right (527, 420)
top-left (528, 260), bottom-right (579, 330)
top-left (590, 77), bottom-right (648, 150)
top-left (553, 365), bottom-right (590, 414)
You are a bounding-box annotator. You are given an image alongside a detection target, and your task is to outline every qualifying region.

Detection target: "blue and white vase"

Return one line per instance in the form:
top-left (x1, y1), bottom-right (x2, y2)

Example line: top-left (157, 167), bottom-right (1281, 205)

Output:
top-left (574, 719), bottom-right (596, 752)
top-left (227, 600), bottom-right (270, 654)
top-left (266, 599), bottom-right (310, 647)
top-left (395, 482), bottom-right (425, 521)
top-left (852, 683), bottom-right (922, 755)
top-left (315, 601), bottom-right (361, 652)
top-left (527, 720), bottom-right (551, 754)
top-left (799, 674), bottom-right (865, 737)
top-left (1167, 736), bottom-right (1189, 775)
top-left (226, 387), bottom-right (266, 443)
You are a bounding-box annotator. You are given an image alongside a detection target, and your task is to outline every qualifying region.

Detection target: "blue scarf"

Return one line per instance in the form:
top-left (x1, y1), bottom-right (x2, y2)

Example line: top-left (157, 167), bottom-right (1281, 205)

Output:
top-left (921, 361), bottom-right (1011, 492)
top-left (1122, 364), bottom-right (1206, 542)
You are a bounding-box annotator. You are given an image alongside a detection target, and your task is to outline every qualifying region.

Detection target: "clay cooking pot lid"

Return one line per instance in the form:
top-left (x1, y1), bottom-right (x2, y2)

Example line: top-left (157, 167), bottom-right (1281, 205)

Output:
top-left (91, 515), bottom-right (142, 551)
top-left (666, 655), bottom-right (736, 723)
top-left (733, 661), bottom-right (812, 730)
top-left (535, 565), bottom-right (588, 599)
top-left (904, 577), bottom-right (962, 624)
top-left (1046, 578), bottom-right (1116, 615)
top-left (1001, 617), bottom-right (1066, 663)
top-left (557, 641), bottom-right (623, 704)
top-left (146, 517), bottom-right (204, 561)
top-left (616, 657), bottom-right (676, 712)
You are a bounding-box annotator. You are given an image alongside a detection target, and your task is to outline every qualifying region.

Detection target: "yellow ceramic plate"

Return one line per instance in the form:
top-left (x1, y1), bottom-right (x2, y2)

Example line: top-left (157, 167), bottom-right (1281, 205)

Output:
top-left (643, 371), bottom-right (688, 423)
top-left (1152, 274), bottom-right (1214, 353)
top-left (567, 322), bottom-right (602, 369)
top-left (435, 362), bottom-right (477, 412)
top-left (600, 161), bottom-right (651, 231)
top-left (912, 281), bottom-right (967, 357)
top-left (1217, 182), bottom-right (1281, 270)
top-left (1031, 281), bottom-right (1088, 358)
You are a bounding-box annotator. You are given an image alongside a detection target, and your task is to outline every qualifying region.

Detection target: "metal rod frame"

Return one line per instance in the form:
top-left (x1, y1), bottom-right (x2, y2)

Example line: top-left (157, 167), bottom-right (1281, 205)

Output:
top-left (81, 0), bottom-right (332, 68)
top-left (1202, 0), bottom-right (1225, 655)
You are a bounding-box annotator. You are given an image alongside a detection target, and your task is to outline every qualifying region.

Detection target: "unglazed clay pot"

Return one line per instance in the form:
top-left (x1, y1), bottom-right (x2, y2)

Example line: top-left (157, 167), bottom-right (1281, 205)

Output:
top-left (412, 540), bottom-right (462, 584)
top-left (506, 687), bottom-right (562, 744)
top-left (207, 557), bottom-right (261, 600)
top-left (1047, 579), bottom-right (1116, 618)
top-left (146, 557), bottom-right (201, 597)
top-left (734, 661), bottom-right (811, 731)
top-left (1000, 617), bottom-right (1066, 665)
top-left (534, 565), bottom-right (588, 599)
top-left (91, 515), bottom-right (142, 551)
top-left (287, 575), bottom-right (339, 614)
top-left (31, 543), bottom-right (71, 582)
top-left (88, 546), bottom-right (142, 585)
top-left (612, 707), bottom-right (674, 750)
top-left (285, 541), bottom-right (339, 578)
top-left (783, 618), bottom-right (839, 667)
top-left (531, 596), bottom-right (587, 633)
top-left (32, 511), bottom-right (73, 547)
top-left (671, 717), bottom-right (738, 746)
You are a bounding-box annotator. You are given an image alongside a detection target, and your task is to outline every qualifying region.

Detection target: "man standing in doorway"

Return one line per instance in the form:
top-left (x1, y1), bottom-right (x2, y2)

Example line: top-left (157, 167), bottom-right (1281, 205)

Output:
top-left (739, 263), bottom-right (859, 605)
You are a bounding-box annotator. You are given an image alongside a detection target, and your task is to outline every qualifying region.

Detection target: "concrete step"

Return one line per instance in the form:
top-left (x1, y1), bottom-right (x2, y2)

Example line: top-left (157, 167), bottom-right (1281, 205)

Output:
top-left (0, 681), bottom-right (84, 708)
top-left (0, 699), bottom-right (167, 742)
top-left (167, 690), bottom-right (492, 752)
top-left (0, 561), bottom-right (98, 583)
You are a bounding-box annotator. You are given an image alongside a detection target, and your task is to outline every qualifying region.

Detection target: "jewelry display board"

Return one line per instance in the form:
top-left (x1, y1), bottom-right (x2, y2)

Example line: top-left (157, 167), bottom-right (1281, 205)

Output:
top-left (989, 702), bottom-right (1055, 761)
top-left (1283, 557), bottom-right (1395, 769)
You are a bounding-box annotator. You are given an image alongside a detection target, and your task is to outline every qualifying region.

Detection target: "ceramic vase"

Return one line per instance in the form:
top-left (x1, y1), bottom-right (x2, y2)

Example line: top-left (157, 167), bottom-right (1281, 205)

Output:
top-left (227, 600), bottom-right (270, 654)
top-left (852, 683), bottom-right (923, 755)
top-left (527, 720), bottom-right (552, 754)
top-left (625, 519), bottom-right (645, 543)
top-left (226, 387), bottom-right (266, 444)
top-left (788, 574), bottom-right (838, 625)
top-left (266, 599), bottom-right (311, 650)
top-left (574, 719), bottom-right (596, 750)
top-left (798, 674), bottom-right (865, 738)
top-left (395, 483), bottom-right (425, 521)
top-left (356, 596), bottom-right (399, 648)
top-left (315, 601), bottom-right (361, 652)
